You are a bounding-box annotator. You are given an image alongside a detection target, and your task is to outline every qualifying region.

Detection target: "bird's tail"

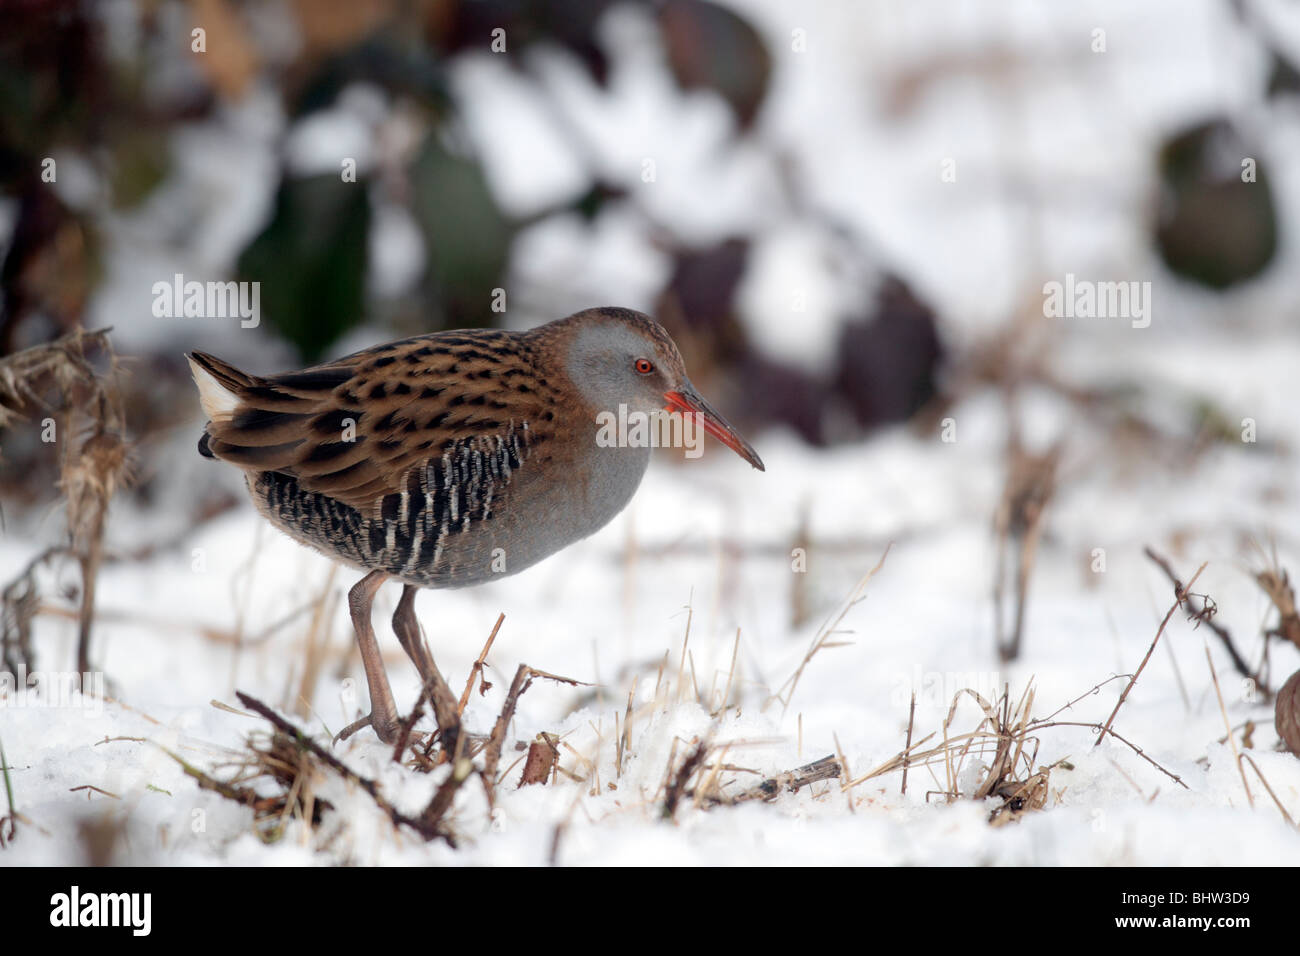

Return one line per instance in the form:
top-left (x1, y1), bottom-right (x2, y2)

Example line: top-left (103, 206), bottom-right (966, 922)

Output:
top-left (187, 351), bottom-right (253, 424)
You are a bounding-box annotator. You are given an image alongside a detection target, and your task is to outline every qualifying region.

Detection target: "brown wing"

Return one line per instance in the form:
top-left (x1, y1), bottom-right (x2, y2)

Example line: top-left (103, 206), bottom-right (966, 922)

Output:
top-left (191, 330), bottom-right (558, 514)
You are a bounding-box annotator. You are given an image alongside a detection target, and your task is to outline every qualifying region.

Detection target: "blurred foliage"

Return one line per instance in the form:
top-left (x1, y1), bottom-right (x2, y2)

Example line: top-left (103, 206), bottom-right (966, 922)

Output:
top-left (0, 186), bottom-right (100, 356)
top-left (237, 174), bottom-right (371, 363)
top-left (0, 0), bottom-right (781, 359)
top-left (660, 0), bottom-right (771, 129)
top-left (6, 0), bottom-right (1287, 467)
top-left (227, 0), bottom-right (776, 362)
top-left (424, 0), bottom-right (619, 86)
top-left (656, 241), bottom-right (942, 446)
top-left (107, 127), bottom-right (171, 208)
top-left (0, 3), bottom-right (108, 353)
top-left (0, 2), bottom-right (108, 178)
top-left (835, 278), bottom-right (943, 430)
top-left (288, 27), bottom-right (454, 118)
top-left (410, 133), bottom-right (514, 332)
top-left (1154, 118), bottom-right (1278, 290)
top-left (1267, 47), bottom-right (1300, 98)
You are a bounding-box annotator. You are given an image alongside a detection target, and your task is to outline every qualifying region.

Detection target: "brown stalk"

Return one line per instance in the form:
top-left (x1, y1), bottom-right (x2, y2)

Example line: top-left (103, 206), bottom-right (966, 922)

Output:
top-left (234, 691), bottom-right (455, 844)
top-left (1096, 560), bottom-right (1208, 748)
top-left (457, 612), bottom-right (505, 715)
top-left (1204, 645), bottom-right (1254, 808)
top-left (992, 439), bottom-right (1061, 663)
top-left (1145, 546), bottom-right (1265, 693)
top-left (717, 755), bottom-right (841, 805)
top-left (662, 738), bottom-right (710, 820)
top-left (481, 664), bottom-right (584, 804)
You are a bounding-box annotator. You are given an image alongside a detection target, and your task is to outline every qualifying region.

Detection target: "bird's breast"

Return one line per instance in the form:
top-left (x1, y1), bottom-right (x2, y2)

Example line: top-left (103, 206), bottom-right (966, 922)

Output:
top-left (250, 420), bottom-right (650, 589)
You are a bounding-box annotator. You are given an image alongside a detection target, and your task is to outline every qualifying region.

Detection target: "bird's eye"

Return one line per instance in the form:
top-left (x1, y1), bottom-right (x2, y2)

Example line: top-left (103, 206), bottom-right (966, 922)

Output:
top-left (634, 358), bottom-right (654, 375)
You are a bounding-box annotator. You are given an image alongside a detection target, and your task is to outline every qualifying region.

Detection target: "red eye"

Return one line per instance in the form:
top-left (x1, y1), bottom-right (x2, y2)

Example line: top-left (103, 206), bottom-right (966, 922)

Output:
top-left (634, 358), bottom-right (654, 374)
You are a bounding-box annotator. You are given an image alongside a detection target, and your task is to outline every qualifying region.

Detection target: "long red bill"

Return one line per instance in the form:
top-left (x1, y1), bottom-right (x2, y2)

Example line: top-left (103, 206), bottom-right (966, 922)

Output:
top-left (664, 383), bottom-right (765, 471)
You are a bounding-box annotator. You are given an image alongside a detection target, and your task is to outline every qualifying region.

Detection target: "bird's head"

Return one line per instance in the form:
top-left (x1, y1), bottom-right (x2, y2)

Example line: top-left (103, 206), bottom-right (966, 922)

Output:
top-left (552, 307), bottom-right (765, 471)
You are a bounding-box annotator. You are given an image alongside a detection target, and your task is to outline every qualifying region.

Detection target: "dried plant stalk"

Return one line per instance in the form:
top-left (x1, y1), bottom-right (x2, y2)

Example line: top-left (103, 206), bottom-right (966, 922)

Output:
top-left (0, 328), bottom-right (131, 675)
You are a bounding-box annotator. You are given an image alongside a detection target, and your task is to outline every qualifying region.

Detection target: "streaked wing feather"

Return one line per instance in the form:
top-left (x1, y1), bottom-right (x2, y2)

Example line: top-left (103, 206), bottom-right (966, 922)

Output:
top-left (194, 331), bottom-right (556, 514)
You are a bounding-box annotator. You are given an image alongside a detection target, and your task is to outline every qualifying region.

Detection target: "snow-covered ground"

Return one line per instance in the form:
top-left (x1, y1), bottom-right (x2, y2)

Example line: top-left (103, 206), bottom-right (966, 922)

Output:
top-left (3, 326), bottom-right (1299, 865)
top-left (3, 0), bottom-right (1300, 864)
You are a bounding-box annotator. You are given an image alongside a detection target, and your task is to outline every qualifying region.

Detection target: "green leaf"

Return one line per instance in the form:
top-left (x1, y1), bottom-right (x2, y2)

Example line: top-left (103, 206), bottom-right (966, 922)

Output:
top-left (409, 134), bottom-right (512, 329)
top-left (237, 173), bottom-right (371, 362)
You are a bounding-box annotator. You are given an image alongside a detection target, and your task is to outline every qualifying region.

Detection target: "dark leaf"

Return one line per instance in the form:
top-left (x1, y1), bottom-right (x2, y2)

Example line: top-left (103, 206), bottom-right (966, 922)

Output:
top-left (659, 0), bottom-right (772, 129)
top-left (289, 32), bottom-right (454, 118)
top-left (1, 184), bottom-right (100, 354)
top-left (665, 238), bottom-right (749, 333)
top-left (1153, 118), bottom-right (1277, 290)
top-left (1267, 47), bottom-right (1300, 99)
top-left (425, 0), bottom-right (622, 86)
top-left (409, 133), bottom-right (513, 329)
top-left (835, 275), bottom-right (944, 429)
top-left (237, 173), bottom-right (371, 362)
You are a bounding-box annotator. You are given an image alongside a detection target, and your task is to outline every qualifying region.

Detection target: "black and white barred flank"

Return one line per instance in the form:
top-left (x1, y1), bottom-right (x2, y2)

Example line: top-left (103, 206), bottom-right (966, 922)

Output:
top-left (253, 422), bottom-right (530, 587)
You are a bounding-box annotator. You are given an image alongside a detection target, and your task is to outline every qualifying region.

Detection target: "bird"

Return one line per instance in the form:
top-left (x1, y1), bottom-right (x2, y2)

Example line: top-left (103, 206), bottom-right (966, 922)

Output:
top-left (187, 307), bottom-right (764, 744)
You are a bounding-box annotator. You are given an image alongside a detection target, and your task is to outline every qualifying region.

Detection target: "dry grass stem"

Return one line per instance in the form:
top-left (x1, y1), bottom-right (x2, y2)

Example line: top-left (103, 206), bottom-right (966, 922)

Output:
top-left (993, 440), bottom-right (1061, 663)
top-left (457, 612), bottom-right (505, 715)
top-left (1096, 559), bottom-right (1207, 748)
top-left (1146, 546), bottom-right (1265, 693)
top-left (1242, 754), bottom-right (1296, 827)
top-left (1204, 644), bottom-right (1254, 809)
top-left (768, 543), bottom-right (891, 715)
top-left (232, 691), bottom-right (457, 844)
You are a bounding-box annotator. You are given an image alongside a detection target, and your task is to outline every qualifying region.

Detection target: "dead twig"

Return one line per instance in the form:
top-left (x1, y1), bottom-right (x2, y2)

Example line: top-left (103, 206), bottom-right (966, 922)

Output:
top-left (1096, 559), bottom-right (1208, 747)
top-left (234, 691), bottom-right (455, 844)
top-left (457, 612), bottom-right (505, 715)
top-left (1144, 546), bottom-right (1265, 694)
top-left (662, 738), bottom-right (710, 820)
top-left (993, 440), bottom-right (1061, 663)
top-left (1, 330), bottom-right (131, 677)
top-left (718, 755), bottom-right (841, 805)
top-left (481, 664), bottom-right (585, 804)
top-left (1204, 645), bottom-right (1254, 808)
top-left (419, 757), bottom-right (473, 832)
top-left (1, 546), bottom-right (73, 676)
top-left (69, 784), bottom-right (120, 800)
top-left (1242, 754), bottom-right (1296, 828)
top-left (1257, 566), bottom-right (1300, 653)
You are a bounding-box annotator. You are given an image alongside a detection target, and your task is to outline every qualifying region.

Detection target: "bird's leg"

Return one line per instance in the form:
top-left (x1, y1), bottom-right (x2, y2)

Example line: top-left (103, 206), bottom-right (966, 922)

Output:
top-left (336, 570), bottom-right (400, 744)
top-left (392, 584), bottom-right (436, 682)
top-left (391, 584), bottom-right (463, 758)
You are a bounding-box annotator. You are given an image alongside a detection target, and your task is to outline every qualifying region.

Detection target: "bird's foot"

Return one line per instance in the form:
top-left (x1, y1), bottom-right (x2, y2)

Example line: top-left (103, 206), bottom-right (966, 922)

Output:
top-left (333, 714), bottom-right (371, 745)
top-left (333, 712), bottom-right (403, 746)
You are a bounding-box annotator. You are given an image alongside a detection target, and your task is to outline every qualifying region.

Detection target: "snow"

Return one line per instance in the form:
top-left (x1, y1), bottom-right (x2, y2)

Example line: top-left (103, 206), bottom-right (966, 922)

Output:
top-left (4, 0), bottom-right (1300, 865)
top-left (4, 345), bottom-right (1299, 865)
